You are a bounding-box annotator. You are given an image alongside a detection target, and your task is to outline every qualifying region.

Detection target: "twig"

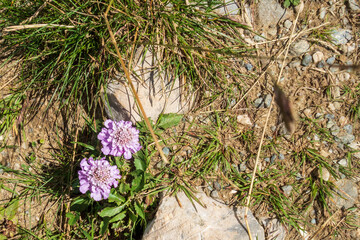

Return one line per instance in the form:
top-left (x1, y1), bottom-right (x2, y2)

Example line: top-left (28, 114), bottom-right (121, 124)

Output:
top-left (243, 2), bottom-right (304, 240)
top-left (4, 24), bottom-right (75, 32)
top-left (104, 1), bottom-right (168, 164)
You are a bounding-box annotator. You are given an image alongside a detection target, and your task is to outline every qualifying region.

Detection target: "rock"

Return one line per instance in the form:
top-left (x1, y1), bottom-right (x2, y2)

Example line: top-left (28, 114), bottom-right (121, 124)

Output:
top-left (330, 29), bottom-right (352, 45)
top-left (344, 124), bottom-right (353, 134)
top-left (239, 162), bottom-right (247, 172)
top-left (0, 135), bottom-right (3, 141)
top-left (162, 147), bottom-right (170, 156)
top-left (337, 72), bottom-right (351, 82)
top-left (291, 40), bottom-right (310, 56)
top-left (318, 168), bottom-right (330, 181)
top-left (338, 159), bottom-right (347, 167)
top-left (289, 60), bottom-right (301, 68)
top-left (106, 48), bottom-right (193, 123)
top-left (299, 228), bottom-right (310, 240)
top-left (326, 120), bottom-right (336, 129)
top-left (213, 181), bottom-right (221, 191)
top-left (347, 0), bottom-right (360, 11)
top-left (270, 154), bottom-right (277, 164)
top-left (331, 125), bottom-right (340, 136)
top-left (317, 60), bottom-right (325, 68)
top-left (155, 161), bottom-right (165, 169)
top-left (281, 185), bottom-right (292, 196)
top-left (311, 219), bottom-right (316, 225)
top-left (255, 0), bottom-right (292, 28)
top-left (335, 132), bottom-right (355, 145)
top-left (315, 113), bottom-right (322, 119)
top-left (325, 113), bottom-right (335, 120)
top-left (254, 98), bottom-right (264, 108)
top-left (314, 134), bottom-right (320, 141)
top-left (210, 190), bottom-right (219, 198)
top-left (301, 54), bottom-right (312, 66)
top-left (326, 56), bottom-right (336, 65)
top-left (213, 1), bottom-right (240, 15)
top-left (312, 51), bottom-right (324, 64)
top-left (262, 218), bottom-right (286, 240)
top-left (332, 179), bottom-right (358, 209)
top-left (142, 191), bottom-right (265, 240)
top-left (264, 157), bottom-right (270, 163)
top-left (284, 20), bottom-right (292, 29)
top-left (319, 7), bottom-right (327, 19)
top-left (254, 34), bottom-right (266, 42)
top-left (237, 114), bottom-right (253, 126)
top-left (347, 43), bottom-right (356, 53)
top-left (245, 63), bottom-right (253, 71)
top-left (278, 153), bottom-right (285, 160)
top-left (264, 94), bottom-right (272, 108)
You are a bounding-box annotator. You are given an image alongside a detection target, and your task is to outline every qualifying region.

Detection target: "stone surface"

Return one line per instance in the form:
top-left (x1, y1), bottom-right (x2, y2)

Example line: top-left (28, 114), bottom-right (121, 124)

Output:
top-left (142, 191), bottom-right (265, 240)
top-left (284, 20), bottom-right (292, 29)
top-left (319, 7), bottom-right (326, 19)
top-left (301, 54), bottom-right (312, 66)
top-left (348, 0), bottom-right (360, 11)
top-left (213, 1), bottom-right (240, 15)
top-left (326, 56), bottom-right (336, 65)
top-left (291, 40), bottom-right (310, 56)
top-left (330, 29), bottom-right (352, 45)
top-left (262, 218), bottom-right (286, 240)
top-left (264, 94), bottom-right (272, 108)
top-left (318, 168), bottom-right (330, 181)
top-left (312, 51), bottom-right (324, 64)
top-left (106, 48), bottom-right (193, 123)
top-left (255, 0), bottom-right (292, 28)
top-left (281, 185), bottom-right (292, 196)
top-left (332, 179), bottom-right (358, 209)
top-left (254, 98), bottom-right (264, 108)
top-left (237, 114), bottom-right (253, 126)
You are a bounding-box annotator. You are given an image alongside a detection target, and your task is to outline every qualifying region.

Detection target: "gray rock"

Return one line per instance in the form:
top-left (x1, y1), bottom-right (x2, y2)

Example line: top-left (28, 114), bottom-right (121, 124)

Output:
top-left (344, 124), bottom-right (353, 134)
top-left (289, 60), bottom-right (301, 68)
top-left (330, 29), bottom-right (352, 45)
top-left (326, 56), bottom-right (336, 65)
top-left (278, 153), bottom-right (285, 160)
top-left (230, 99), bottom-right (236, 107)
top-left (318, 168), bottom-right (330, 181)
top-left (319, 7), bottom-right (327, 19)
top-left (262, 218), bottom-right (286, 240)
top-left (237, 115), bottom-right (253, 126)
top-left (338, 158), bottom-right (348, 167)
top-left (336, 133), bottom-right (355, 145)
top-left (311, 219), bottom-right (317, 225)
top-left (330, 125), bottom-right (340, 136)
top-left (284, 20), bottom-right (292, 29)
top-left (314, 134), bottom-right (320, 141)
top-left (213, 181), bottom-right (221, 191)
top-left (325, 113), bottom-right (335, 119)
top-left (315, 113), bottom-right (323, 119)
top-left (155, 161), bottom-right (165, 169)
top-left (264, 157), bottom-right (270, 163)
top-left (142, 191), bottom-right (265, 240)
top-left (326, 120), bottom-right (336, 129)
top-left (255, 0), bottom-right (292, 28)
top-left (281, 185), bottom-right (292, 196)
top-left (301, 54), bottom-right (312, 66)
top-left (291, 40), bottom-right (310, 56)
top-left (213, 1), bottom-right (240, 15)
top-left (270, 154), bottom-right (277, 164)
top-left (106, 48), bottom-right (193, 123)
top-left (332, 179), bottom-right (358, 209)
top-left (162, 147), bottom-right (170, 156)
top-left (210, 190), bottom-right (219, 198)
top-left (239, 162), bottom-right (247, 172)
top-left (254, 34), bottom-right (266, 42)
top-left (270, 126), bottom-right (276, 132)
top-left (317, 60), bottom-right (325, 68)
top-left (348, 0), bottom-right (360, 11)
top-left (245, 63), bottom-right (253, 71)
top-left (264, 94), bottom-right (272, 108)
top-left (232, 164), bottom-right (239, 172)
top-left (254, 98), bottom-right (264, 108)
top-left (0, 135), bottom-right (3, 141)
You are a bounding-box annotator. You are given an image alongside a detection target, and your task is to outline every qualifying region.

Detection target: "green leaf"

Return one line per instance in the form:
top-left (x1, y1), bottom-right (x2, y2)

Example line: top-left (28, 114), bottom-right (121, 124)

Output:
top-left (70, 197), bottom-right (90, 212)
top-left (131, 175), bottom-right (144, 192)
top-left (108, 192), bottom-right (126, 204)
top-left (72, 142), bottom-right (95, 151)
top-left (134, 202), bottom-right (145, 220)
top-left (66, 212), bottom-right (79, 226)
top-left (0, 234), bottom-right (7, 240)
top-left (5, 200), bottom-right (19, 220)
top-left (109, 211), bottom-right (126, 223)
top-left (157, 113), bottom-right (183, 129)
top-left (134, 157), bottom-right (146, 172)
top-left (100, 218), bottom-right (110, 235)
top-left (119, 182), bottom-right (130, 194)
top-left (98, 205), bottom-right (125, 218)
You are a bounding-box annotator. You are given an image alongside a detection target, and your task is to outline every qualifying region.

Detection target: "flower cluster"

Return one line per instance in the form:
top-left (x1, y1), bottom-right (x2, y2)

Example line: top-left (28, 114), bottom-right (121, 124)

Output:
top-left (78, 120), bottom-right (141, 201)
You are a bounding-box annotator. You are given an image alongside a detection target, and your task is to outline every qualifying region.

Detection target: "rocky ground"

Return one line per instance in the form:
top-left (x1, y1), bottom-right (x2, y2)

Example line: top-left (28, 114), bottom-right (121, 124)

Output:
top-left (1, 0), bottom-right (359, 239)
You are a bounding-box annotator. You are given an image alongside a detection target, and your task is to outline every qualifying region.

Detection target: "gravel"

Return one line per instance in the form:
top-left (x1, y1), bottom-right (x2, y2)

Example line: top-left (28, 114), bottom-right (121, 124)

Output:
top-left (301, 54), bottom-right (312, 66)
top-left (326, 56), bottom-right (336, 65)
top-left (162, 147), bottom-right (171, 155)
top-left (281, 185), bottom-right (293, 196)
top-left (264, 94), bottom-right (272, 108)
top-left (245, 63), bottom-right (253, 71)
top-left (254, 98), bottom-right (264, 108)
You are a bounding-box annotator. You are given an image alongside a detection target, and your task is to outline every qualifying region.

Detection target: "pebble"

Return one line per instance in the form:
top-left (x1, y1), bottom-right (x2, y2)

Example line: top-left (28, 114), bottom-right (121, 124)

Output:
top-left (21, 142), bottom-right (27, 150)
top-left (284, 20), bottom-right (292, 29)
top-left (336, 133), bottom-right (355, 145)
top-left (213, 181), bottom-right (221, 191)
top-left (264, 157), bottom-right (270, 163)
top-left (318, 168), bottom-right (330, 181)
top-left (319, 7), bottom-right (326, 19)
top-left (245, 63), bottom-right (253, 71)
top-left (311, 219), bottom-right (317, 225)
top-left (264, 94), bottom-right (272, 108)
top-left (312, 51), bottom-right (324, 63)
top-left (326, 56), bottom-right (336, 65)
top-left (330, 29), bottom-right (352, 45)
top-left (155, 161), bottom-right (165, 169)
top-left (230, 99), bottom-right (236, 107)
top-left (254, 98), bottom-right (264, 108)
top-left (162, 147), bottom-right (170, 155)
top-left (317, 60), bottom-right (325, 68)
top-left (254, 34), bottom-right (266, 42)
top-left (295, 173), bottom-right (303, 180)
top-left (326, 120), bottom-right (336, 129)
top-left (289, 60), bottom-right (301, 68)
top-left (301, 54), bottom-right (312, 66)
top-left (348, 0), bottom-right (360, 11)
top-left (0, 135), bottom-right (3, 141)
top-left (278, 153), bottom-right (285, 160)
top-left (325, 113), bottom-right (335, 120)
top-left (332, 179), bottom-right (358, 209)
top-left (232, 164), bottom-right (239, 172)
top-left (291, 40), bottom-right (310, 56)
top-left (281, 185), bottom-right (293, 196)
top-left (239, 162), bottom-right (247, 172)
top-left (210, 190), bottom-right (219, 198)
top-left (331, 125), bottom-right (340, 136)
top-left (338, 159), bottom-right (348, 167)
top-left (315, 113), bottom-right (322, 119)
top-left (270, 154), bottom-right (277, 164)
top-left (314, 134), bottom-right (320, 141)
top-left (270, 126), bottom-right (276, 132)
top-left (237, 114), bottom-right (253, 126)
top-left (344, 124), bottom-right (353, 134)
top-left (347, 43), bottom-right (356, 53)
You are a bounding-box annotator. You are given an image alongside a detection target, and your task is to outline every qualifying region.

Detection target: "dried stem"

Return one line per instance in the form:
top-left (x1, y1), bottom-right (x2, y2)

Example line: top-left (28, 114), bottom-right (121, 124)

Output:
top-left (104, 1), bottom-right (168, 164)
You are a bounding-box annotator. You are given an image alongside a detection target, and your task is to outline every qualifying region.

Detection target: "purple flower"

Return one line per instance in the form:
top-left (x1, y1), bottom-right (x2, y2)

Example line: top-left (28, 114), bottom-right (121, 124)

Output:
top-left (97, 119), bottom-right (142, 159)
top-left (78, 157), bottom-right (121, 201)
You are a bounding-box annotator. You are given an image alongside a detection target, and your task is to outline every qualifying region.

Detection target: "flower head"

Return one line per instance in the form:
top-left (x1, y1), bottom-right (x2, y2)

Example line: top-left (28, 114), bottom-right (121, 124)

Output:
top-left (78, 157), bottom-right (121, 201)
top-left (97, 119), bottom-right (142, 159)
